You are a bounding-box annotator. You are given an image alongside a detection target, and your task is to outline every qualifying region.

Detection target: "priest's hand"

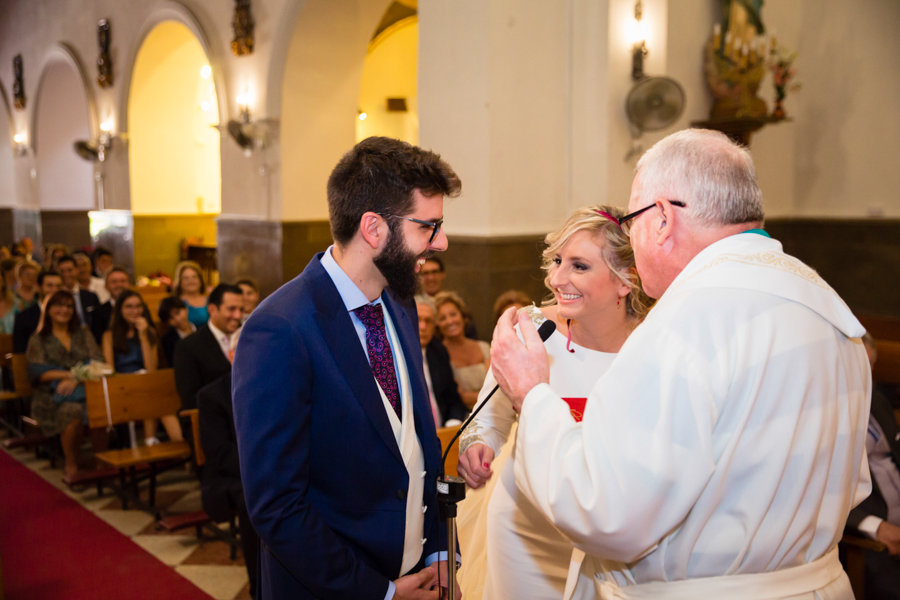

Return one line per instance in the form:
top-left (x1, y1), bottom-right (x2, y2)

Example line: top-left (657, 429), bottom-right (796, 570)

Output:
top-left (394, 566), bottom-right (439, 599)
top-left (457, 443), bottom-right (495, 489)
top-left (876, 521), bottom-right (900, 556)
top-left (491, 307), bottom-right (550, 413)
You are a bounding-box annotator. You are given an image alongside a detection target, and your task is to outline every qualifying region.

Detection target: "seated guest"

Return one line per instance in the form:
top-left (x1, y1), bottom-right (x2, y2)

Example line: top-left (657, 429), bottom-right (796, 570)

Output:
top-left (198, 373), bottom-right (259, 598)
top-left (158, 297), bottom-right (196, 368)
top-left (435, 291), bottom-right (491, 408)
top-left (74, 253), bottom-right (109, 304)
top-left (14, 260), bottom-right (39, 310)
top-left (419, 256), bottom-right (447, 299)
top-left (26, 290), bottom-right (106, 478)
top-left (173, 261), bottom-right (209, 328)
top-left (235, 279), bottom-right (260, 323)
top-left (103, 290), bottom-right (183, 447)
top-left (93, 267), bottom-right (132, 340)
top-left (91, 246), bottom-right (113, 279)
top-left (174, 284), bottom-right (243, 411)
top-left (1, 257), bottom-right (18, 294)
top-left (0, 264), bottom-right (18, 334)
top-left (416, 295), bottom-right (468, 427)
top-left (492, 290), bottom-right (532, 326)
top-left (14, 271), bottom-right (62, 353)
top-left (57, 255), bottom-right (102, 343)
top-left (43, 243), bottom-right (70, 272)
top-left (846, 332), bottom-right (900, 600)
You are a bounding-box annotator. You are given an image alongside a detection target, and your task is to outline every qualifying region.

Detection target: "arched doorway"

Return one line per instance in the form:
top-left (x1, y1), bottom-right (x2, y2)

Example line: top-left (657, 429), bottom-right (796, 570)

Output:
top-left (32, 47), bottom-right (96, 251)
top-left (357, 5), bottom-right (419, 144)
top-left (127, 20), bottom-right (221, 279)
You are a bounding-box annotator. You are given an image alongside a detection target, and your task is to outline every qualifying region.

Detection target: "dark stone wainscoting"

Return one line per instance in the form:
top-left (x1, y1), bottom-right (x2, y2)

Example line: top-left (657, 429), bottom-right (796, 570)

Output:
top-left (442, 234), bottom-right (548, 341)
top-left (766, 218), bottom-right (900, 319)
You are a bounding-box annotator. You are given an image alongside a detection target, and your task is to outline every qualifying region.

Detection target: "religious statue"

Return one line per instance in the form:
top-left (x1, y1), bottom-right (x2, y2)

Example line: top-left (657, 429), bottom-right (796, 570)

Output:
top-left (703, 0), bottom-right (770, 120)
top-left (231, 0), bottom-right (255, 56)
top-left (97, 19), bottom-right (114, 89)
top-left (12, 55), bottom-right (25, 110)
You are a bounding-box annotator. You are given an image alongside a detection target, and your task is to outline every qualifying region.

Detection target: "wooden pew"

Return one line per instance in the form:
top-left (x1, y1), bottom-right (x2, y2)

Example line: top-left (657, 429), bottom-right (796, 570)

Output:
top-left (134, 286), bottom-right (171, 320)
top-left (873, 340), bottom-right (900, 387)
top-left (85, 370), bottom-right (191, 515)
top-left (0, 354), bottom-right (60, 467)
top-left (156, 408), bottom-right (240, 558)
top-left (859, 315), bottom-right (900, 344)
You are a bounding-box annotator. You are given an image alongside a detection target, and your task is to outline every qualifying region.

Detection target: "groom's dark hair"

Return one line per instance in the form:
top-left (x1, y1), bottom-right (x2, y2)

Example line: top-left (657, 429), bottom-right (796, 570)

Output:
top-left (327, 136), bottom-right (461, 247)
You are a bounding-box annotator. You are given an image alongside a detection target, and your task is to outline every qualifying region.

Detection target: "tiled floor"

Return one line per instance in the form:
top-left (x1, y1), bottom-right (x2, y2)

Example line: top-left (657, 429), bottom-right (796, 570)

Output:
top-left (2, 433), bottom-right (252, 600)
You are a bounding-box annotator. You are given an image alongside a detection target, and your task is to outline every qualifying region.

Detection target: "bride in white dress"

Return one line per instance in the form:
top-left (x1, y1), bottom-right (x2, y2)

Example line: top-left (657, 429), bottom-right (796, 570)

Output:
top-left (456, 205), bottom-right (653, 600)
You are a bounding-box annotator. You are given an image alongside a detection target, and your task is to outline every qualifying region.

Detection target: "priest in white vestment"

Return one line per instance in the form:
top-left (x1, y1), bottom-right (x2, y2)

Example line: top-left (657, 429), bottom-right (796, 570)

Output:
top-left (490, 129), bottom-right (872, 600)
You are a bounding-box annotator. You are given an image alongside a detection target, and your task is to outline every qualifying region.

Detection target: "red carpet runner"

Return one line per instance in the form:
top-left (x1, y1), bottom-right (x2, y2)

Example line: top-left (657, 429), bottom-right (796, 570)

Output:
top-left (0, 449), bottom-right (212, 600)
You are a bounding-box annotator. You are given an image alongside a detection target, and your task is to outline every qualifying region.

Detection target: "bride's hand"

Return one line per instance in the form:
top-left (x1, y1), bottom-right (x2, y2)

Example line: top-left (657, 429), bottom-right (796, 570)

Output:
top-left (457, 443), bottom-right (495, 489)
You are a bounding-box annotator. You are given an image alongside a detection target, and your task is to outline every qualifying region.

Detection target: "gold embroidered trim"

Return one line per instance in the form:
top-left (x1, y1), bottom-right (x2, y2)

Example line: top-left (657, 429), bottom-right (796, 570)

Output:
top-left (675, 251), bottom-right (829, 290)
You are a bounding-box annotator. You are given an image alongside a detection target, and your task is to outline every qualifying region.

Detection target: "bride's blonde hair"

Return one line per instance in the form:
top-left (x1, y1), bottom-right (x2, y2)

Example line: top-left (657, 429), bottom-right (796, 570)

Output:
top-left (541, 204), bottom-right (653, 323)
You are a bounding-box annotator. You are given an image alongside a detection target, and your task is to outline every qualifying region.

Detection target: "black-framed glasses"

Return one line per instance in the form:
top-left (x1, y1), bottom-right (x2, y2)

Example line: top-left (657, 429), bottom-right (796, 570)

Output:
top-left (619, 199), bottom-right (687, 226)
top-left (377, 213), bottom-right (444, 244)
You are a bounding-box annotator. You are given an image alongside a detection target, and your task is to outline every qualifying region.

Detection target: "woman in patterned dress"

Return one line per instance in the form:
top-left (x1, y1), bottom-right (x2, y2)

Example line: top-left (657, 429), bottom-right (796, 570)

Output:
top-left (27, 290), bottom-right (106, 477)
top-left (456, 205), bottom-right (653, 600)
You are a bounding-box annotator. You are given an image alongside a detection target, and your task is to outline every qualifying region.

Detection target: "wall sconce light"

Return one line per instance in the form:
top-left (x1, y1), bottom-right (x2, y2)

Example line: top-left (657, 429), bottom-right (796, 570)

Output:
top-left (236, 90), bottom-right (252, 123)
top-left (13, 131), bottom-right (28, 157)
top-left (631, 0), bottom-right (648, 81)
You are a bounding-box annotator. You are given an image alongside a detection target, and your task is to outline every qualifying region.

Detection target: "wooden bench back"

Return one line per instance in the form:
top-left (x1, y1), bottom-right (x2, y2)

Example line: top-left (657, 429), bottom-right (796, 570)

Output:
top-left (85, 370), bottom-right (181, 429)
top-left (180, 408), bottom-right (205, 466)
top-left (436, 425), bottom-right (461, 478)
top-left (10, 354), bottom-right (32, 397)
top-left (0, 334), bottom-right (13, 369)
top-left (874, 340), bottom-right (900, 387)
top-left (860, 315), bottom-right (900, 343)
top-left (135, 286), bottom-right (171, 320)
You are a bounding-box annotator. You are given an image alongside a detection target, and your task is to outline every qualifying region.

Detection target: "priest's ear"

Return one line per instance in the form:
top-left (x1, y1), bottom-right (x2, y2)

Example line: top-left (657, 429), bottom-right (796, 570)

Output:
top-left (655, 198), bottom-right (677, 246)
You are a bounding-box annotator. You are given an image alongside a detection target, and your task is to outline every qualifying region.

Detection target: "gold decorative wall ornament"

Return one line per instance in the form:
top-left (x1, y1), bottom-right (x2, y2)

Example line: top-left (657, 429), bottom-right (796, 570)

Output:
top-left (12, 55), bottom-right (25, 110)
top-left (97, 19), bottom-right (113, 88)
top-left (231, 0), bottom-right (255, 56)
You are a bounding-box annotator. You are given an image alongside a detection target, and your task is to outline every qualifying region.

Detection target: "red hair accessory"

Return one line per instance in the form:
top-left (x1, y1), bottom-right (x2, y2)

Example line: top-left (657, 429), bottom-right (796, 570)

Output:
top-left (594, 210), bottom-right (623, 231)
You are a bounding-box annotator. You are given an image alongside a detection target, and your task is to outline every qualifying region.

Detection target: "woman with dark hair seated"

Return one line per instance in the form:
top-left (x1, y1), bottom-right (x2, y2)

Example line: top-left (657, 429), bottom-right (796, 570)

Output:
top-left (26, 290), bottom-right (106, 477)
top-left (103, 289), bottom-right (183, 447)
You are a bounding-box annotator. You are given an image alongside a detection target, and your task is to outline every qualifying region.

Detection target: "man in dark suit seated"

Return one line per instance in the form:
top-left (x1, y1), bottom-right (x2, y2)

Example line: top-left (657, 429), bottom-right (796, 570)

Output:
top-left (846, 333), bottom-right (900, 599)
top-left (57, 255), bottom-right (102, 344)
top-left (198, 373), bottom-right (259, 599)
top-left (13, 270), bottom-right (62, 353)
top-left (174, 284), bottom-right (244, 411)
top-left (92, 267), bottom-right (132, 343)
top-left (416, 295), bottom-right (468, 427)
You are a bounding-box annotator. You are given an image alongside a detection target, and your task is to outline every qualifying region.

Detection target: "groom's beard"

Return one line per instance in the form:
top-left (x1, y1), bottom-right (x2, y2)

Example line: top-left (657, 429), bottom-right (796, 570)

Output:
top-left (374, 225), bottom-right (428, 300)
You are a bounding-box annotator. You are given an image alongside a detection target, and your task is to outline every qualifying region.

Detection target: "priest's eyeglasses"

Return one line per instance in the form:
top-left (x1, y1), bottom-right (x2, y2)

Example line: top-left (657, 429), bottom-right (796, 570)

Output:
top-left (377, 213), bottom-right (444, 244)
top-left (619, 199), bottom-right (687, 226)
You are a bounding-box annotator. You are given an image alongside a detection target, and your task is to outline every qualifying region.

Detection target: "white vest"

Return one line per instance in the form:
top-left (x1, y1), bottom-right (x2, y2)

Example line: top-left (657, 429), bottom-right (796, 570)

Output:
top-left (379, 306), bottom-right (427, 576)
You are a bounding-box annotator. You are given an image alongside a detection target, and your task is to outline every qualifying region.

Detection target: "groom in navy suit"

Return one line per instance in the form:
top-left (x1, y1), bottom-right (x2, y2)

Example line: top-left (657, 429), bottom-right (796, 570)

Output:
top-left (233, 137), bottom-right (462, 600)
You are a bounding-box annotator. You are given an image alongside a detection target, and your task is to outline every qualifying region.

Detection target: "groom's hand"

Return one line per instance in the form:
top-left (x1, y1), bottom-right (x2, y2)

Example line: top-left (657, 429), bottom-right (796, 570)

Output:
top-left (490, 307), bottom-right (550, 413)
top-left (394, 566), bottom-right (439, 599)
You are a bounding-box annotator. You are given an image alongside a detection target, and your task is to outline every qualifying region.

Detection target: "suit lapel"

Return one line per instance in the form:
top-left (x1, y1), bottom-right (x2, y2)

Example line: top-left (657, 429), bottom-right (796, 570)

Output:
top-left (309, 259), bottom-right (404, 465)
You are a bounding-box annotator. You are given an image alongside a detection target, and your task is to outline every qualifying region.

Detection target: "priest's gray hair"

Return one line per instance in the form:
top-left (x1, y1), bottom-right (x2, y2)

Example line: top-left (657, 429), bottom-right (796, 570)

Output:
top-left (635, 129), bottom-right (764, 226)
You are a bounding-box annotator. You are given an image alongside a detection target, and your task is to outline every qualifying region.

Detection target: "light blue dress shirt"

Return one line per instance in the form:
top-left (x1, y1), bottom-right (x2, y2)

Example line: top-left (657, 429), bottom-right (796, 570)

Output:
top-left (319, 247), bottom-right (456, 598)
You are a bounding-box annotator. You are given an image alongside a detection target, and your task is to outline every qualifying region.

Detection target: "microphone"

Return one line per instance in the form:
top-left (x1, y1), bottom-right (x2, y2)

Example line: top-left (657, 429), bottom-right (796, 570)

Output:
top-left (434, 318), bottom-right (556, 598)
top-left (439, 319), bottom-right (556, 478)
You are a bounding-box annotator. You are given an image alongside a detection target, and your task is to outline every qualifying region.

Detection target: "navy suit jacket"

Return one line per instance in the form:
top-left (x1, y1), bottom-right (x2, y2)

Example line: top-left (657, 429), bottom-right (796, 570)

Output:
top-left (232, 253), bottom-right (446, 600)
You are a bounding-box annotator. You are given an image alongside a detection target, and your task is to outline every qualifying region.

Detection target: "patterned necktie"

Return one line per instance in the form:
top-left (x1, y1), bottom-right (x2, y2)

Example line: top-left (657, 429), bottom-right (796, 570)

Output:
top-left (353, 303), bottom-right (402, 420)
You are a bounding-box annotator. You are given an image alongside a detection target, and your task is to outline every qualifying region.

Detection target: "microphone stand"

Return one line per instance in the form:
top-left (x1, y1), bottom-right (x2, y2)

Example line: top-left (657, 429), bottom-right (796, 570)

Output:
top-left (435, 319), bottom-right (557, 599)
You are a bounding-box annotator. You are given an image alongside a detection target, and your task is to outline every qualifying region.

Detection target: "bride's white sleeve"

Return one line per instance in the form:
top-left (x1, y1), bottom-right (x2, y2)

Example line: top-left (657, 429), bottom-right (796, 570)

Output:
top-left (459, 305), bottom-right (542, 455)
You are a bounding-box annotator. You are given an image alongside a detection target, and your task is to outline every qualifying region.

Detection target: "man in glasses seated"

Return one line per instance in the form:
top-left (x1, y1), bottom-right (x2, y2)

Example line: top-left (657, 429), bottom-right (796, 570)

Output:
top-left (491, 128), bottom-right (870, 600)
top-left (233, 136), bottom-right (463, 600)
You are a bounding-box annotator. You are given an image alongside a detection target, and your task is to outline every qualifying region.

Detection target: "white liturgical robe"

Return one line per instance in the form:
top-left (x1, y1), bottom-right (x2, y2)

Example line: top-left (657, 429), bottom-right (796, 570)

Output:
top-left (513, 233), bottom-right (872, 599)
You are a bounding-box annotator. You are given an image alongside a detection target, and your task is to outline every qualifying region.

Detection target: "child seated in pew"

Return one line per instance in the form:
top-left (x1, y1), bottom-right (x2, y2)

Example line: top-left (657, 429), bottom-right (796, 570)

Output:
top-left (102, 290), bottom-right (183, 447)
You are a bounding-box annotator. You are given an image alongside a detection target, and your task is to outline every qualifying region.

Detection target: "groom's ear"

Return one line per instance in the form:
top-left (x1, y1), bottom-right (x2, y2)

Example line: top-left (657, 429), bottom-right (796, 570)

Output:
top-left (359, 212), bottom-right (385, 250)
